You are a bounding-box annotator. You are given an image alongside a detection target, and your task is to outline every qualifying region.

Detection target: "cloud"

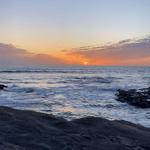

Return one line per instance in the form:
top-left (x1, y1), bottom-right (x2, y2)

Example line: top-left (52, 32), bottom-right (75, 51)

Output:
top-left (66, 36), bottom-right (150, 66)
top-left (0, 43), bottom-right (65, 67)
top-left (1, 36), bottom-right (150, 67)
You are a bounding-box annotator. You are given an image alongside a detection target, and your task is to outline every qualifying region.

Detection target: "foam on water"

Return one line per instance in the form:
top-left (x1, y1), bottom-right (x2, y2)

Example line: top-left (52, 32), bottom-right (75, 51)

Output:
top-left (0, 66), bottom-right (150, 127)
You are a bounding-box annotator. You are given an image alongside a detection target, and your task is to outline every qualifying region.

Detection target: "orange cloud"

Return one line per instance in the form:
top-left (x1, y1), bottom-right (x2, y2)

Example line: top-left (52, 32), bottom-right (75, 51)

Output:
top-left (63, 36), bottom-right (150, 66)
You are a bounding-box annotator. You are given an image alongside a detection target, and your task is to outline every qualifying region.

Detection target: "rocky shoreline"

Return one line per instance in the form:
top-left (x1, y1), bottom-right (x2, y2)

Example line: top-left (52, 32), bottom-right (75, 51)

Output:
top-left (0, 106), bottom-right (149, 150)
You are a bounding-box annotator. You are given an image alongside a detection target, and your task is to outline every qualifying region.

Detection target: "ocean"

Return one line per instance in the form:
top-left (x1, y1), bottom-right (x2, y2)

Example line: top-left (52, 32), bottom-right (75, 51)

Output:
top-left (0, 66), bottom-right (150, 127)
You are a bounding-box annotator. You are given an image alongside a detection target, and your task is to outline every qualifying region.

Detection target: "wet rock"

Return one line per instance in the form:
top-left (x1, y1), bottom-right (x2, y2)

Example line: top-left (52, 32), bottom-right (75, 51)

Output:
top-left (0, 106), bottom-right (150, 150)
top-left (116, 87), bottom-right (150, 108)
top-left (0, 84), bottom-right (8, 90)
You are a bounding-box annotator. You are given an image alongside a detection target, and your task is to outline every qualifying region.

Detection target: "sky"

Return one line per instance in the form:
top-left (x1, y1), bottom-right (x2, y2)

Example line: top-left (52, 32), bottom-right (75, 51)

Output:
top-left (0, 0), bottom-right (150, 66)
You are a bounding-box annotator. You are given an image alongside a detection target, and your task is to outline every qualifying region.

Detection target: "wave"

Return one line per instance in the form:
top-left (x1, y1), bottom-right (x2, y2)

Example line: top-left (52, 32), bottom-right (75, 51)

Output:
top-left (0, 70), bottom-right (66, 73)
top-left (0, 67), bottom-right (101, 74)
top-left (0, 70), bottom-right (95, 74)
top-left (64, 76), bottom-right (113, 84)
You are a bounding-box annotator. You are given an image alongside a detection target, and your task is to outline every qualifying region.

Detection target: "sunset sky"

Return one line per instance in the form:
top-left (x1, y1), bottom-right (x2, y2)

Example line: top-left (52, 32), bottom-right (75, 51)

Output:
top-left (0, 0), bottom-right (150, 66)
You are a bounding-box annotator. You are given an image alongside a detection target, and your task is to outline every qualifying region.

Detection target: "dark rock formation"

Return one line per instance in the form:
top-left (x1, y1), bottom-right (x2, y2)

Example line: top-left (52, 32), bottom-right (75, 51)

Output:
top-left (0, 106), bottom-right (149, 150)
top-left (0, 84), bottom-right (8, 90)
top-left (116, 87), bottom-right (150, 108)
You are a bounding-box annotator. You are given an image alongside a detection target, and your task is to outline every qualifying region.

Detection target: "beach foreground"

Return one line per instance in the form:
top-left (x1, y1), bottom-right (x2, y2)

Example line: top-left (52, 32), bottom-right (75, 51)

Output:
top-left (0, 107), bottom-right (149, 150)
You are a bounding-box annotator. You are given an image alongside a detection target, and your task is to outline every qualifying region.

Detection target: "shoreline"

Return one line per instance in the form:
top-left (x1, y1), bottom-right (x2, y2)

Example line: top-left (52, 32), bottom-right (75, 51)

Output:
top-left (0, 106), bottom-right (150, 150)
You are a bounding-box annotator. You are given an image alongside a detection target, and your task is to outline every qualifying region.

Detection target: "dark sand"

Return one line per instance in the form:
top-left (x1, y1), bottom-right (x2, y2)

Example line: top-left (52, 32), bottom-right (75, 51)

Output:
top-left (0, 106), bottom-right (149, 150)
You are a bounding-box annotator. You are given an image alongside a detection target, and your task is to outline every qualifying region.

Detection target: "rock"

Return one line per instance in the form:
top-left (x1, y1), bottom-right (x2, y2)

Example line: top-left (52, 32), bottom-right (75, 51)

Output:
top-left (0, 106), bottom-right (150, 150)
top-left (116, 87), bottom-right (150, 108)
top-left (0, 84), bottom-right (8, 90)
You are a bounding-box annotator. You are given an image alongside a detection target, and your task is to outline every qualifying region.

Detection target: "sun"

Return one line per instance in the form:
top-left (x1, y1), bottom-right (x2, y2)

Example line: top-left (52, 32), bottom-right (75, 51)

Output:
top-left (83, 61), bottom-right (88, 66)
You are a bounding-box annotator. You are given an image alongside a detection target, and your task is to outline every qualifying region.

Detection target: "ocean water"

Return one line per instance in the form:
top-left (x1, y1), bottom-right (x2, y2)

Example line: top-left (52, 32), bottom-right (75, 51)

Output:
top-left (0, 66), bottom-right (150, 127)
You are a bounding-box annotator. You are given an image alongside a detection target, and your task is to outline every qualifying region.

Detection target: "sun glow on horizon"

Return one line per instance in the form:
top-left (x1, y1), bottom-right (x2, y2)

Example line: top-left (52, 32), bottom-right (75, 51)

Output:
top-left (83, 61), bottom-right (88, 66)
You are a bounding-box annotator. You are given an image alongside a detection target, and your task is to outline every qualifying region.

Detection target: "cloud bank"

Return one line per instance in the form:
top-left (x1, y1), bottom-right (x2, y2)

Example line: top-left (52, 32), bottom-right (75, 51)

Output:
top-left (66, 36), bottom-right (150, 66)
top-left (0, 36), bottom-right (150, 67)
top-left (0, 43), bottom-right (65, 67)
